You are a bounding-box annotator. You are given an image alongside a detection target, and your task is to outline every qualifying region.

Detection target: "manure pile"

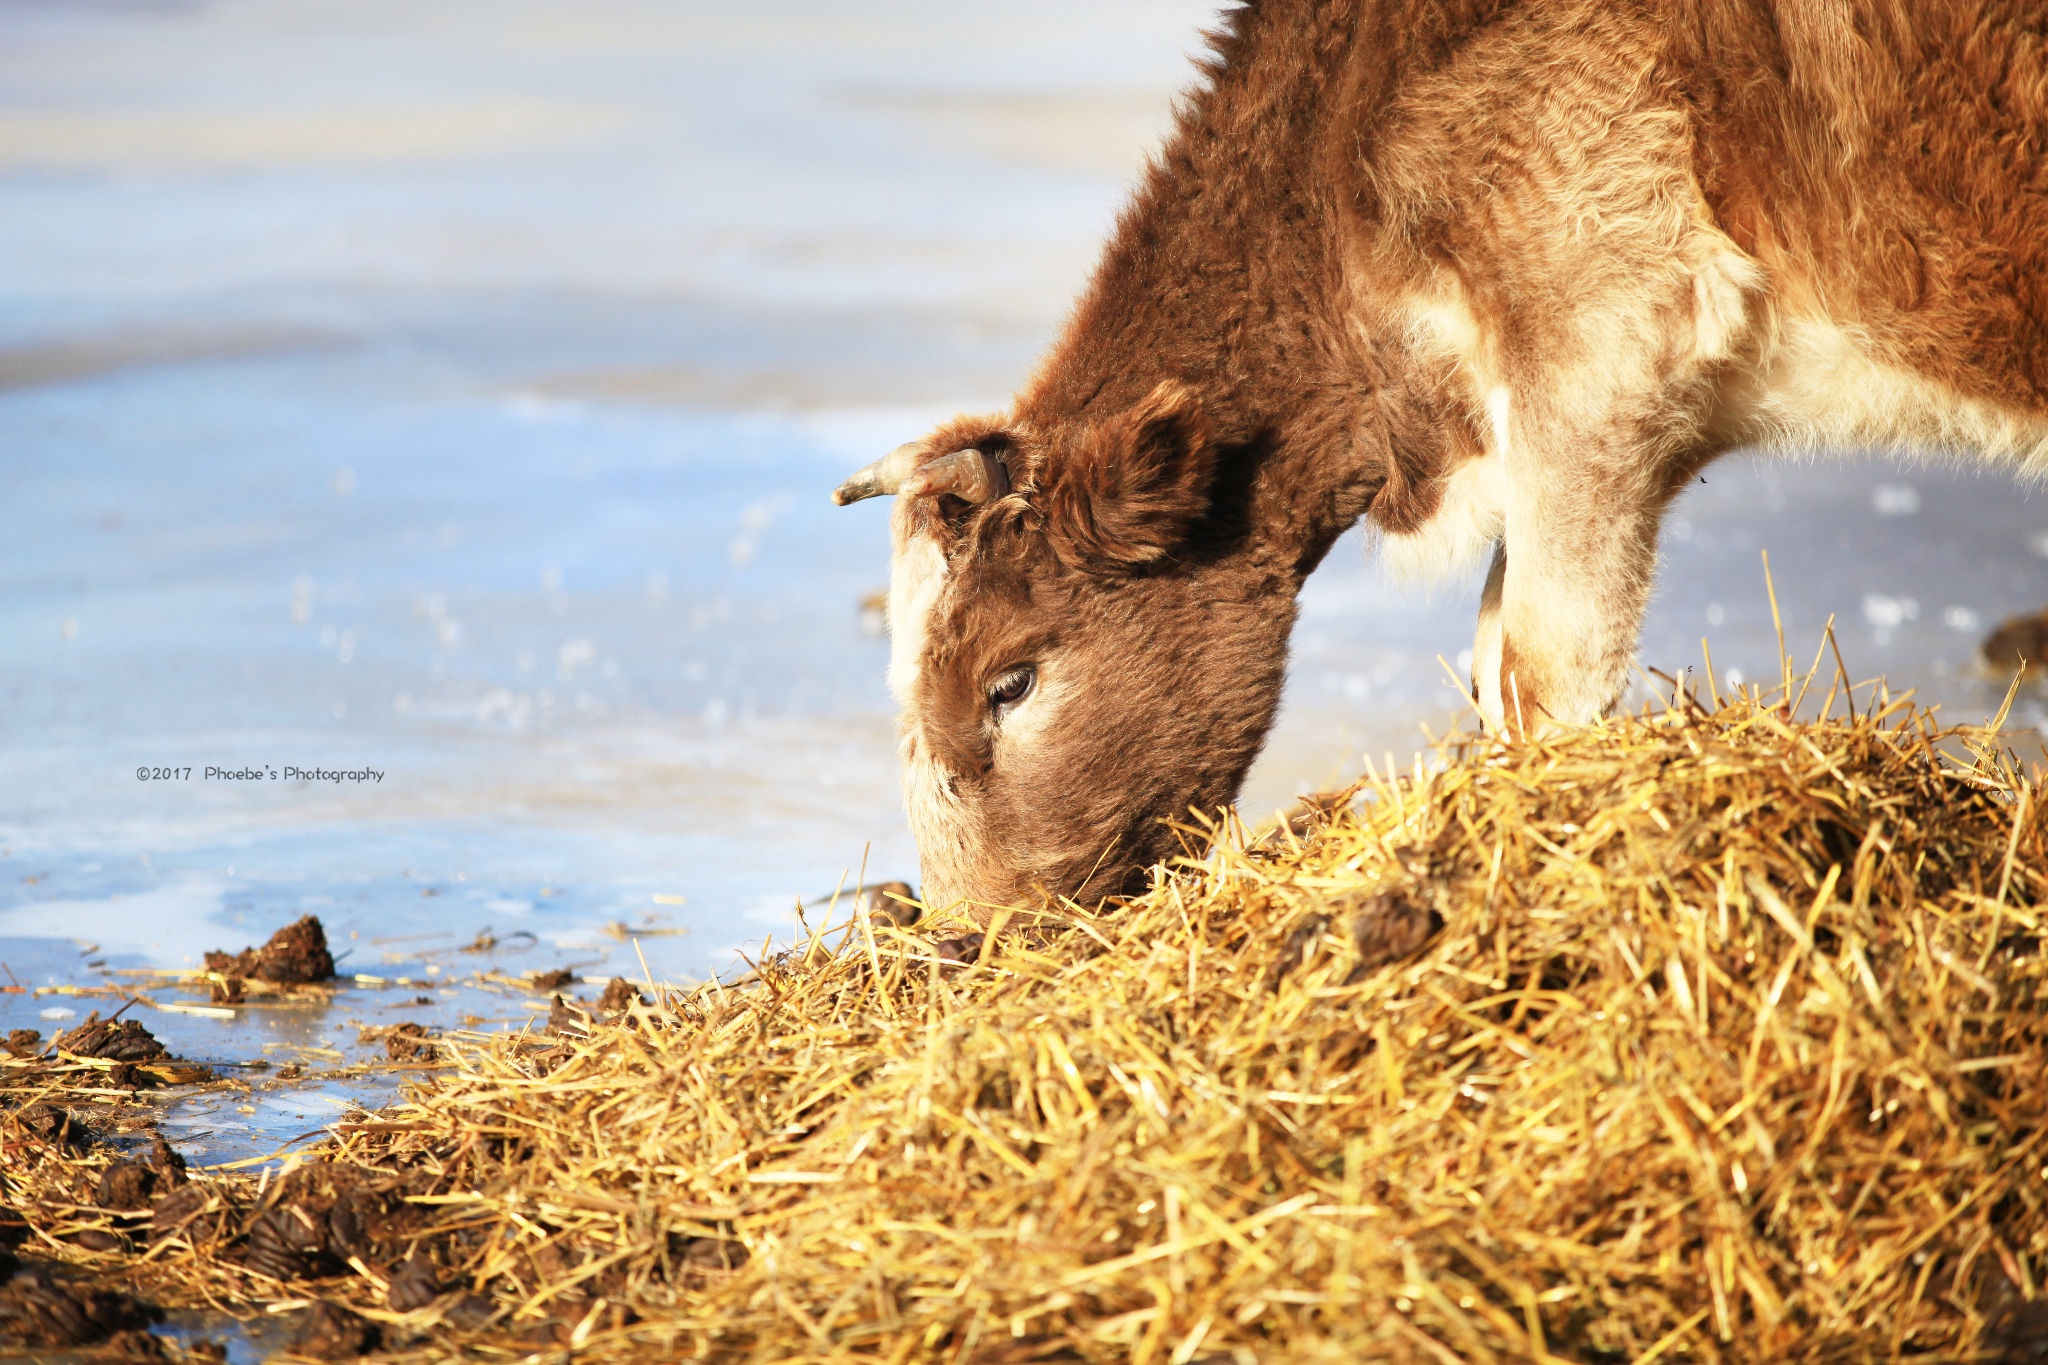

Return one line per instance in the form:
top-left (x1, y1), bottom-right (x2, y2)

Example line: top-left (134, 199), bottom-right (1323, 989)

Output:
top-left (6, 685), bottom-right (2048, 1363)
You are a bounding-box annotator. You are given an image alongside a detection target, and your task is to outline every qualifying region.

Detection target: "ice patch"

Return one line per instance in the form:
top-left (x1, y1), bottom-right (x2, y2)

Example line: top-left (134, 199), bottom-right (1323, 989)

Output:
top-left (1863, 594), bottom-right (1919, 644)
top-left (0, 882), bottom-right (227, 957)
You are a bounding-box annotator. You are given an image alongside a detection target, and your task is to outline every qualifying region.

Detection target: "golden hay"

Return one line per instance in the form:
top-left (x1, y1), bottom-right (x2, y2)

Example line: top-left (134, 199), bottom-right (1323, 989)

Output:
top-left (7, 679), bottom-right (2048, 1363)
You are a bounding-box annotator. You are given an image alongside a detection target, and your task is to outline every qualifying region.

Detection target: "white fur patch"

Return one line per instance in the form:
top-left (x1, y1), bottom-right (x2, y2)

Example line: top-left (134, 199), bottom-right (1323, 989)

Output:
top-left (1377, 443), bottom-right (1508, 586)
top-left (992, 669), bottom-right (1066, 759)
top-left (1485, 386), bottom-right (1513, 462)
top-left (1733, 317), bottom-right (2048, 472)
top-left (1690, 249), bottom-right (1761, 363)
top-left (1404, 291), bottom-right (1489, 375)
top-left (886, 523), bottom-right (948, 704)
top-left (896, 728), bottom-right (971, 913)
top-left (897, 732), bottom-right (956, 834)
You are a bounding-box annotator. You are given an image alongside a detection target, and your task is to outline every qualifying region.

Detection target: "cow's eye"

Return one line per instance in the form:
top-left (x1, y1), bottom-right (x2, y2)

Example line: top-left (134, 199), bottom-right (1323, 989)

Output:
top-left (988, 665), bottom-right (1035, 715)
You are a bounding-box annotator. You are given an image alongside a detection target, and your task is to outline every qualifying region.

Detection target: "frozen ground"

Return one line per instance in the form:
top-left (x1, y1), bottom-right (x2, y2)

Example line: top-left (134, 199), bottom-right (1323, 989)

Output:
top-left (4, 0), bottom-right (2048, 1200)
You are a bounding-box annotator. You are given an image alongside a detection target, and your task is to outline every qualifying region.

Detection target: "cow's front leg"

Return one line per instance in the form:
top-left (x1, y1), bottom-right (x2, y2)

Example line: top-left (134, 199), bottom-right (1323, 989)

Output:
top-left (1473, 405), bottom-right (1672, 737)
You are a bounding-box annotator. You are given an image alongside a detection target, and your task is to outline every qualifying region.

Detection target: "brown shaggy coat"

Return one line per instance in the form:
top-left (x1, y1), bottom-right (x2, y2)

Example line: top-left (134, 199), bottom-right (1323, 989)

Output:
top-left (853, 0), bottom-right (2048, 914)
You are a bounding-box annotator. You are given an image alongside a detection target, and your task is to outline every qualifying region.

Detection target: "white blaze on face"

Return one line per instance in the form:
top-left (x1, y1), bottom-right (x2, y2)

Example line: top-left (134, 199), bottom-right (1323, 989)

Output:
top-left (897, 724), bottom-right (974, 910)
top-left (886, 508), bottom-right (977, 909)
top-left (886, 512), bottom-right (949, 705)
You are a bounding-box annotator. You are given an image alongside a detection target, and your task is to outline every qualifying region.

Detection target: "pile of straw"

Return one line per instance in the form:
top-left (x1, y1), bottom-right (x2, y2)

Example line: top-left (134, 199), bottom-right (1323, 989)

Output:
top-left (7, 677), bottom-right (2048, 1362)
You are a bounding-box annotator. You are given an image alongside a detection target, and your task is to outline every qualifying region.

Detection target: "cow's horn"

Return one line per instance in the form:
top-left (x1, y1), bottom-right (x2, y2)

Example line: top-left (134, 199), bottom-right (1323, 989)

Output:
top-left (832, 442), bottom-right (927, 506)
top-left (902, 448), bottom-right (1010, 504)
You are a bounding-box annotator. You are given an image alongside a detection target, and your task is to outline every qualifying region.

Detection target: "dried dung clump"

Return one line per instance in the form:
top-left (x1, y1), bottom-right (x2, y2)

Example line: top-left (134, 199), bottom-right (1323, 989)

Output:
top-left (8, 683), bottom-right (2048, 1361)
top-left (53, 1015), bottom-right (168, 1064)
top-left (291, 1301), bottom-right (381, 1360)
top-left (42, 1015), bottom-right (209, 1088)
top-left (95, 1138), bottom-right (187, 1213)
top-left (1984, 609), bottom-right (2048, 674)
top-left (597, 976), bottom-right (646, 1013)
top-left (381, 1256), bottom-right (444, 1314)
top-left (14, 1101), bottom-right (88, 1151)
top-left (234, 1162), bottom-right (424, 1283)
top-left (860, 879), bottom-right (923, 928)
top-left (0, 1265), bottom-right (157, 1350)
top-left (361, 1022), bottom-right (439, 1063)
top-left (548, 979), bottom-right (650, 1039)
top-left (204, 913), bottom-right (335, 984)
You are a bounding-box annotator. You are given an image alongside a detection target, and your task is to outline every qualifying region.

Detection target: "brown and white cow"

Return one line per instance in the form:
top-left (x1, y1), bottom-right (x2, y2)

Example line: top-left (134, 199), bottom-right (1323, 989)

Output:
top-left (834, 0), bottom-right (2048, 916)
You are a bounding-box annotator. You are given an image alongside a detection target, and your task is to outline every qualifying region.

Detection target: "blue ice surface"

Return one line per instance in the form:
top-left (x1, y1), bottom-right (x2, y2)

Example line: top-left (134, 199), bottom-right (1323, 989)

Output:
top-left (0, 344), bottom-right (926, 991)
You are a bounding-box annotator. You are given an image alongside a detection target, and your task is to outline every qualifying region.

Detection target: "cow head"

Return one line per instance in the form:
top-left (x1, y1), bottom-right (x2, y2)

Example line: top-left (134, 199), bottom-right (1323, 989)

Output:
top-left (834, 382), bottom-right (1296, 917)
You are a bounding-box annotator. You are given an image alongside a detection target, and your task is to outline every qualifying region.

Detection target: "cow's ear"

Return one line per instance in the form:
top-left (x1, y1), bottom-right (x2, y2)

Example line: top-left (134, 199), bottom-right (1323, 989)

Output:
top-left (1045, 382), bottom-right (1215, 569)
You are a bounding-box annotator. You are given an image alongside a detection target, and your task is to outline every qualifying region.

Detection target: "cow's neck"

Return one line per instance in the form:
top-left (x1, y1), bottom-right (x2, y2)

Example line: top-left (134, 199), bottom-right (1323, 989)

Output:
top-left (1015, 4), bottom-right (1413, 600)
